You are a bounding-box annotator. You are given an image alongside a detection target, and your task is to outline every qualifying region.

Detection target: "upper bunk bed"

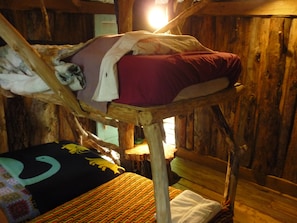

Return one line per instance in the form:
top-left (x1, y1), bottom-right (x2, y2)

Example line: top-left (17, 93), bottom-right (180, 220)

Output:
top-left (0, 0), bottom-right (246, 222)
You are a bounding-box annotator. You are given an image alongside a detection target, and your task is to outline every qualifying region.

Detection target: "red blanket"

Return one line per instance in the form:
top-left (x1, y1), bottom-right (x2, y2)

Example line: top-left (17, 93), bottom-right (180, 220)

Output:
top-left (70, 36), bottom-right (241, 109)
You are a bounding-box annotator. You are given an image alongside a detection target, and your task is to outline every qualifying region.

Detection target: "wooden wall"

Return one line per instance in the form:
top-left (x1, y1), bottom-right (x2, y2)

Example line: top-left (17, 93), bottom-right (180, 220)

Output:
top-left (0, 0), bottom-right (296, 198)
top-left (173, 0), bottom-right (297, 198)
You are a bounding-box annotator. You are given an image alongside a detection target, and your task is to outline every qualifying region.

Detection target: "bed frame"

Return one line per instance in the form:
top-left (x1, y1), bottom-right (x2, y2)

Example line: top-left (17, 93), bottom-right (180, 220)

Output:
top-left (0, 12), bottom-right (245, 223)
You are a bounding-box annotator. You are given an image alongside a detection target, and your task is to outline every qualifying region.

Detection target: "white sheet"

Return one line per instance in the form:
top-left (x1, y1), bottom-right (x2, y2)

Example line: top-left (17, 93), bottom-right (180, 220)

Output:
top-left (173, 77), bottom-right (229, 102)
top-left (170, 190), bottom-right (222, 223)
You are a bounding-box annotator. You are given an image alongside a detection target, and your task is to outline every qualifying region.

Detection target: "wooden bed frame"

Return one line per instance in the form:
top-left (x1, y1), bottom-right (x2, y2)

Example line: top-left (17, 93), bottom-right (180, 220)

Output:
top-left (0, 12), bottom-right (245, 223)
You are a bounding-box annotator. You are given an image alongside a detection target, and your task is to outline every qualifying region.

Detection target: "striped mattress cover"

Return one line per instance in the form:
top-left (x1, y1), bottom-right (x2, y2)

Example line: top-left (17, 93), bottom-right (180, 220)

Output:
top-left (30, 172), bottom-right (233, 223)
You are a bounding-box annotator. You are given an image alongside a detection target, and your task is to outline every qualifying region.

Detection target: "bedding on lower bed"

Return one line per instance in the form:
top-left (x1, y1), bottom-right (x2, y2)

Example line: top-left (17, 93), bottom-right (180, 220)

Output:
top-left (0, 141), bottom-right (124, 223)
top-left (30, 172), bottom-right (232, 223)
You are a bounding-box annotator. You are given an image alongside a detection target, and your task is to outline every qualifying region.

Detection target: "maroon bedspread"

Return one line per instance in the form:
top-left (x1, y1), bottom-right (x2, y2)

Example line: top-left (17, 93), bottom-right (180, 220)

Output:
top-left (69, 36), bottom-right (241, 110)
top-left (114, 51), bottom-right (241, 106)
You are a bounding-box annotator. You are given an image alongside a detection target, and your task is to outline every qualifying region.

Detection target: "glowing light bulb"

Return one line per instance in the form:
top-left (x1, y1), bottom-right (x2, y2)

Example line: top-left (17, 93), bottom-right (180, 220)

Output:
top-left (148, 6), bottom-right (168, 29)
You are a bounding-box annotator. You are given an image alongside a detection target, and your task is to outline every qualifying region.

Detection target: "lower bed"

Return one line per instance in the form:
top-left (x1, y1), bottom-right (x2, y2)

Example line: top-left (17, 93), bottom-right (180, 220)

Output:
top-left (0, 141), bottom-right (124, 223)
top-left (30, 172), bottom-right (233, 223)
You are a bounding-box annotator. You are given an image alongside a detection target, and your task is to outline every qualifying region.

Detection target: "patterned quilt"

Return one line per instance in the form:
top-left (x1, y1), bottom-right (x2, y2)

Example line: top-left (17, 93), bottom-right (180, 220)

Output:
top-left (0, 165), bottom-right (40, 222)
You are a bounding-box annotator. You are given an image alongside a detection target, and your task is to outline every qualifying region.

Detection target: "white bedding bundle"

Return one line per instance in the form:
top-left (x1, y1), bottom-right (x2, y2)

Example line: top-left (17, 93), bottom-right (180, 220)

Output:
top-left (170, 190), bottom-right (222, 223)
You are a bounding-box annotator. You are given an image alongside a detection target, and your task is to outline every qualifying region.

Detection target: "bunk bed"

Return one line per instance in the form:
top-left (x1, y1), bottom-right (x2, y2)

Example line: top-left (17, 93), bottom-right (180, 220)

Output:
top-left (0, 2), bottom-right (245, 222)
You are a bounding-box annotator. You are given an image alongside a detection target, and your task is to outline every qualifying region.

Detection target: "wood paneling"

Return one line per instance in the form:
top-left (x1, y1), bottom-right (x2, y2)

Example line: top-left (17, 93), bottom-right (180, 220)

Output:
top-left (198, 0), bottom-right (297, 17)
top-left (174, 1), bottom-right (297, 197)
top-left (0, 0), bottom-right (297, 199)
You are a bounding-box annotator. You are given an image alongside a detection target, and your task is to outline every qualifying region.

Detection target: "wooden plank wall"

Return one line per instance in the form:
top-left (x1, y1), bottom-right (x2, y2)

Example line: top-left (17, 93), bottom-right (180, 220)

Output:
top-left (174, 0), bottom-right (297, 197)
top-left (0, 0), bottom-right (296, 198)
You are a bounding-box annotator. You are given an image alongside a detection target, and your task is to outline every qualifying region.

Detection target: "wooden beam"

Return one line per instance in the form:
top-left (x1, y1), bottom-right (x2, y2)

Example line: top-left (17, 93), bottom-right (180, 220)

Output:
top-left (117, 0), bottom-right (135, 33)
top-left (0, 0), bottom-right (115, 14)
top-left (0, 95), bottom-right (8, 153)
top-left (198, 0), bottom-right (297, 17)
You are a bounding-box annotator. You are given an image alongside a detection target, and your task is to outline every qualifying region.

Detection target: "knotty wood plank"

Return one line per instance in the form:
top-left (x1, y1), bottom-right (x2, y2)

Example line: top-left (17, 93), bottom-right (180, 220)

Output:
top-left (198, 0), bottom-right (297, 17)
top-left (278, 19), bottom-right (297, 178)
top-left (29, 100), bottom-right (59, 145)
top-left (117, 0), bottom-right (134, 33)
top-left (0, 95), bottom-right (8, 153)
top-left (175, 115), bottom-right (186, 149)
top-left (252, 18), bottom-right (285, 185)
top-left (283, 110), bottom-right (297, 182)
top-left (194, 107), bottom-right (211, 154)
top-left (0, 0), bottom-right (114, 14)
top-left (185, 111), bottom-right (194, 150)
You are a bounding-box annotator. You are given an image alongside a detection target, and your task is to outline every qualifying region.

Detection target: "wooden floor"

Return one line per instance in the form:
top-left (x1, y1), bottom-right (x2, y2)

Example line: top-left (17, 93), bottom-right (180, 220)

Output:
top-left (170, 157), bottom-right (297, 223)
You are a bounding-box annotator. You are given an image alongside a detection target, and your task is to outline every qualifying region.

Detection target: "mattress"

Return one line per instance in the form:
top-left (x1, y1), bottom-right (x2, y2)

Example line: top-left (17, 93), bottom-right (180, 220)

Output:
top-left (29, 172), bottom-right (180, 222)
top-left (30, 172), bottom-right (233, 223)
top-left (115, 51), bottom-right (241, 106)
top-left (70, 35), bottom-right (241, 110)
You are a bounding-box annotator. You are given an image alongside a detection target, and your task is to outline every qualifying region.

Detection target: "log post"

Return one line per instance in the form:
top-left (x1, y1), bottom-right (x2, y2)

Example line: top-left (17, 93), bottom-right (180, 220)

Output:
top-left (143, 122), bottom-right (171, 223)
top-left (211, 105), bottom-right (246, 211)
top-left (0, 95), bottom-right (8, 153)
top-left (118, 122), bottom-right (135, 169)
top-left (116, 0), bottom-right (135, 33)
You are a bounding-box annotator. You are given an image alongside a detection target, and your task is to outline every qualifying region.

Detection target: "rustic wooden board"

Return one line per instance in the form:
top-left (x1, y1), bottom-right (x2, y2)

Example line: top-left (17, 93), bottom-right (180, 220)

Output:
top-left (0, 0), bottom-right (115, 14)
top-left (279, 19), bottom-right (297, 181)
top-left (175, 115), bottom-right (187, 149)
top-left (194, 107), bottom-right (211, 155)
top-left (0, 95), bottom-right (8, 153)
top-left (198, 0), bottom-right (297, 17)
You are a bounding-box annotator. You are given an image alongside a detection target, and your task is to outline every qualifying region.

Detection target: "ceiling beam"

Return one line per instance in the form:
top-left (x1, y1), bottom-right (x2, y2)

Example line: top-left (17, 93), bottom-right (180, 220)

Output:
top-left (198, 0), bottom-right (297, 17)
top-left (0, 0), bottom-right (115, 14)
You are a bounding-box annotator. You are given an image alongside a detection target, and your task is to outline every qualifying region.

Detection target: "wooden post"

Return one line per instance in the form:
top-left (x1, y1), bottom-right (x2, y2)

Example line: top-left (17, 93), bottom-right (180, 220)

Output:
top-left (143, 123), bottom-right (171, 223)
top-left (211, 105), bottom-right (245, 211)
top-left (117, 0), bottom-right (135, 33)
top-left (118, 122), bottom-right (135, 169)
top-left (0, 95), bottom-right (8, 153)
